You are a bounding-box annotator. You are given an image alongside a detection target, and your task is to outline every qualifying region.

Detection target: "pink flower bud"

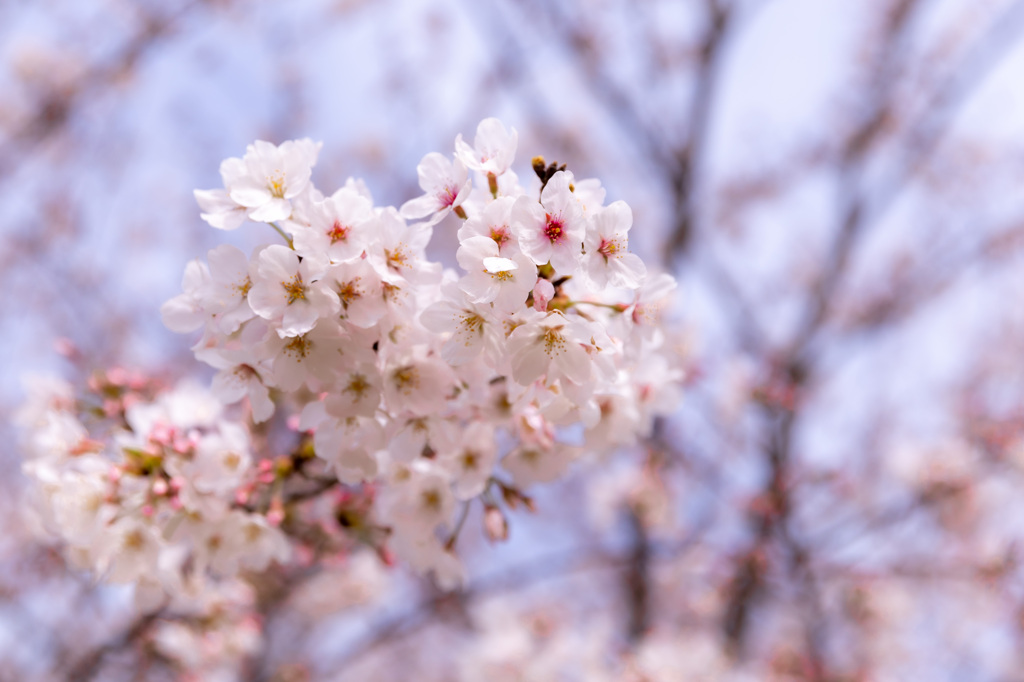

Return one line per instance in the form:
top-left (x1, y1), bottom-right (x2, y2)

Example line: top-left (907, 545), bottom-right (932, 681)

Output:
top-left (483, 505), bottom-right (509, 542)
top-left (377, 545), bottom-right (396, 567)
top-left (150, 422), bottom-right (175, 446)
top-left (107, 367), bottom-right (128, 386)
top-left (54, 338), bottom-right (79, 359)
top-left (152, 479), bottom-right (168, 496)
top-left (533, 278), bottom-right (555, 312)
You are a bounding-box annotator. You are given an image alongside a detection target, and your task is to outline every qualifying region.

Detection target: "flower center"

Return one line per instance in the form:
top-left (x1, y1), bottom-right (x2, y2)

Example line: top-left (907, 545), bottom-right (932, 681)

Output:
top-left (542, 327), bottom-right (567, 356)
top-left (461, 450), bottom-right (480, 470)
top-left (281, 273), bottom-right (307, 304)
top-left (336, 278), bottom-right (362, 308)
top-left (385, 245), bottom-right (410, 272)
top-left (490, 226), bottom-right (511, 248)
top-left (437, 185), bottom-right (458, 208)
top-left (267, 170), bottom-right (286, 199)
top-left (122, 529), bottom-right (146, 552)
top-left (327, 220), bottom-right (350, 244)
top-left (392, 365), bottom-right (420, 393)
top-left (422, 488), bottom-right (443, 512)
top-left (598, 238), bottom-right (621, 261)
top-left (459, 312), bottom-right (485, 336)
top-left (244, 523), bottom-right (263, 543)
top-left (543, 213), bottom-right (565, 244)
top-left (284, 335), bottom-right (312, 359)
top-left (381, 281), bottom-right (402, 303)
top-left (344, 373), bottom-right (371, 400)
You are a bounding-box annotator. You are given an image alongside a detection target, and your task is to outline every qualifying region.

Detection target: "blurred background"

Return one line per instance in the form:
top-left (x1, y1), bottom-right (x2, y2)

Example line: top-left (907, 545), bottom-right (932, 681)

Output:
top-left (5, 0), bottom-right (1024, 679)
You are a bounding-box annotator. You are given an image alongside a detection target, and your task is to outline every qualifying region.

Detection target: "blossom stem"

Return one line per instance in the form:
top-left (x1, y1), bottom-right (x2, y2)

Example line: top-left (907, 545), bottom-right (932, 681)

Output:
top-left (445, 501), bottom-right (472, 551)
top-left (572, 300), bottom-right (627, 313)
top-left (269, 222), bottom-right (294, 249)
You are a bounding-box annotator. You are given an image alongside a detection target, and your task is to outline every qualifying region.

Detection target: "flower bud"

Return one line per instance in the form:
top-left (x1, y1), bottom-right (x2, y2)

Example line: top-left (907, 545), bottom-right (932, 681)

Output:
top-left (483, 505), bottom-right (509, 542)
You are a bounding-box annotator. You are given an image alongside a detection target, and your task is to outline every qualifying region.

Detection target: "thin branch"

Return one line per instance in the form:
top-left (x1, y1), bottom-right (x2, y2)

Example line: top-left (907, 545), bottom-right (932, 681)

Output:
top-left (64, 611), bottom-right (162, 682)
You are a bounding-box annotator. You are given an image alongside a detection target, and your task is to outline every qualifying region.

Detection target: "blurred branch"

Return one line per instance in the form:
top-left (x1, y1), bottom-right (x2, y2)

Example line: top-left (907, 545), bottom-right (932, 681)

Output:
top-left (798, 0), bottom-right (1024, 355)
top-left (0, 0), bottom-right (214, 179)
top-left (324, 545), bottom-right (629, 670)
top-left (625, 508), bottom-right (651, 644)
top-left (667, 0), bottom-right (735, 257)
top-left (64, 610), bottom-right (162, 682)
top-left (842, 216), bottom-right (1024, 335)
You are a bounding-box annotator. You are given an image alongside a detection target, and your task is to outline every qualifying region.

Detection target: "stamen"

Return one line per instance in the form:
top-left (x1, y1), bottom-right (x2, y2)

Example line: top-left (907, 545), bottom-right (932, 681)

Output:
top-left (281, 273), bottom-right (307, 304)
top-left (267, 170), bottom-right (286, 198)
top-left (327, 220), bottom-right (349, 244)
top-left (543, 213), bottom-right (565, 244)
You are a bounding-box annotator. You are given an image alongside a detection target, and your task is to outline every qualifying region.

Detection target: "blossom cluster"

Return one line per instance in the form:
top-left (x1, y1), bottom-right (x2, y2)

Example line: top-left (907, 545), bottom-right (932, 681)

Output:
top-left (19, 372), bottom-right (290, 595)
top-left (20, 118), bottom-right (681, 598)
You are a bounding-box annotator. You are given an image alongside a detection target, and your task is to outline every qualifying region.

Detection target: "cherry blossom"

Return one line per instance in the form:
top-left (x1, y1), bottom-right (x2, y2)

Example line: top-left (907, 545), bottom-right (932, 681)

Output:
top-left (399, 152), bottom-right (471, 224)
top-left (20, 120), bottom-right (682, 617)
top-left (454, 117), bottom-right (518, 177)
top-left (513, 170), bottom-right (585, 274)
top-left (247, 244), bottom-right (339, 337)
top-left (220, 138), bottom-right (321, 223)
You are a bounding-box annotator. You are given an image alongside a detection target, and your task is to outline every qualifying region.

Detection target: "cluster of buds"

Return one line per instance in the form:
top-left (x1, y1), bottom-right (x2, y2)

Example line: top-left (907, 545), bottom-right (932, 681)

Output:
top-left (20, 118), bottom-right (682, 596)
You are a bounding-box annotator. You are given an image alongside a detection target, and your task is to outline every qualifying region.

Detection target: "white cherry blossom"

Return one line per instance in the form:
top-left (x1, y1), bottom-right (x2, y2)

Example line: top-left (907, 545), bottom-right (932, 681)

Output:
top-left (399, 152), bottom-right (471, 224)
top-left (247, 244), bottom-right (339, 337)
top-left (293, 186), bottom-right (373, 264)
top-left (194, 188), bottom-right (247, 231)
top-left (222, 138), bottom-right (321, 223)
top-left (201, 244), bottom-right (257, 334)
top-left (456, 196), bottom-right (518, 254)
top-left (420, 284), bottom-right (504, 366)
top-left (512, 171), bottom-right (584, 274)
top-left (440, 421), bottom-right (498, 499)
top-left (582, 200), bottom-right (646, 289)
top-left (454, 117), bottom-right (518, 177)
top-left (505, 312), bottom-right (593, 386)
top-left (456, 235), bottom-right (536, 314)
top-left (161, 259), bottom-right (211, 334)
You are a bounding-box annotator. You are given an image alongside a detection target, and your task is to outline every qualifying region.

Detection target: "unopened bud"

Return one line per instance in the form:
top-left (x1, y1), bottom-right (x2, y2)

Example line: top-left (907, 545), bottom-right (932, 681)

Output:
top-left (533, 278), bottom-right (555, 312)
top-left (483, 505), bottom-right (509, 542)
top-left (377, 544), bottom-right (396, 567)
top-left (54, 337), bottom-right (80, 359)
top-left (274, 455), bottom-right (294, 478)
